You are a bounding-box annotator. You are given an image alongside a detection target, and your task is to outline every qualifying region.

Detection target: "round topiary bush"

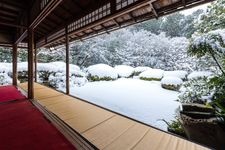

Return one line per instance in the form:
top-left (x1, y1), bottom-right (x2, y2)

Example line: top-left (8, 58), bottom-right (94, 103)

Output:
top-left (161, 76), bottom-right (183, 91)
top-left (164, 70), bottom-right (188, 81)
top-left (139, 69), bottom-right (164, 81)
top-left (114, 65), bottom-right (134, 78)
top-left (86, 64), bottom-right (118, 81)
top-left (133, 66), bottom-right (151, 76)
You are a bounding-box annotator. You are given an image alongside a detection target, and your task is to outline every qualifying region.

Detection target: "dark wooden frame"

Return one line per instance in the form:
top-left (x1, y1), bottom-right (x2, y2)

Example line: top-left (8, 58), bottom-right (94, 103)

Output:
top-left (0, 0), bottom-right (214, 100)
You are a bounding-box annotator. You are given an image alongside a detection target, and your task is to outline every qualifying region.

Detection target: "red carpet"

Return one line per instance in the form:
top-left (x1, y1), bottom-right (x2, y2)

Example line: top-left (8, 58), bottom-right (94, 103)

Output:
top-left (0, 100), bottom-right (76, 150)
top-left (0, 86), bottom-right (26, 103)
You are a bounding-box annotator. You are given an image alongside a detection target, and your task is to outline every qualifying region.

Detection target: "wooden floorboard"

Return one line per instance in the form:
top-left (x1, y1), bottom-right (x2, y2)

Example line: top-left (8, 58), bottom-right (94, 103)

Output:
top-left (19, 82), bottom-right (209, 150)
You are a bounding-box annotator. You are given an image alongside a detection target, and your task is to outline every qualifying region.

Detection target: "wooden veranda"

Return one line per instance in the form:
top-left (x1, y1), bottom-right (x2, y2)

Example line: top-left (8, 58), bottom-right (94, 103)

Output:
top-left (0, 0), bottom-right (214, 149)
top-left (19, 82), bottom-right (209, 150)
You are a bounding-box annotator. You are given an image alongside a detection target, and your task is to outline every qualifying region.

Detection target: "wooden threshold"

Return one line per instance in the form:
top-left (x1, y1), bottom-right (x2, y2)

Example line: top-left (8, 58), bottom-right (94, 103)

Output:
top-left (18, 82), bottom-right (210, 150)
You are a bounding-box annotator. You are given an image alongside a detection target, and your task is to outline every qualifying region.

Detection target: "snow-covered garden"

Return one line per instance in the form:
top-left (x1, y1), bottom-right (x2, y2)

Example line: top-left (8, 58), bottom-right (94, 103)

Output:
top-left (0, 2), bottom-right (225, 146)
top-left (0, 61), bottom-right (214, 130)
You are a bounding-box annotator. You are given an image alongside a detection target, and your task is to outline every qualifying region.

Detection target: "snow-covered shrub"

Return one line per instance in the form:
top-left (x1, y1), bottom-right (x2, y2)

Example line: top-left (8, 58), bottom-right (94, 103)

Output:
top-left (86, 64), bottom-right (118, 81)
top-left (0, 73), bottom-right (12, 85)
top-left (188, 29), bottom-right (225, 74)
top-left (114, 65), bottom-right (134, 78)
top-left (161, 76), bottom-right (183, 91)
top-left (37, 63), bottom-right (54, 83)
top-left (139, 69), bottom-right (164, 81)
top-left (187, 71), bottom-right (213, 80)
top-left (17, 62), bottom-right (28, 83)
top-left (49, 72), bottom-right (64, 88)
top-left (178, 77), bottom-right (213, 104)
top-left (70, 64), bottom-right (85, 77)
top-left (49, 72), bottom-right (87, 89)
top-left (133, 66), bottom-right (151, 76)
top-left (164, 70), bottom-right (188, 81)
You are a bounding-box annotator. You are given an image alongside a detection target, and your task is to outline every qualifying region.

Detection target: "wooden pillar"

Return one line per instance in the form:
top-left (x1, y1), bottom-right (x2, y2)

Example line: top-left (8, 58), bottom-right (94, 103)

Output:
top-left (28, 28), bottom-right (34, 99)
top-left (12, 44), bottom-right (18, 86)
top-left (34, 47), bottom-right (37, 82)
top-left (65, 26), bottom-right (70, 94)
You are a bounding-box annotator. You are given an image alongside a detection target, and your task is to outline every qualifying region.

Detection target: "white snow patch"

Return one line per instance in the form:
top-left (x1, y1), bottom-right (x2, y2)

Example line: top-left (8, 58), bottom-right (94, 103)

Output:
top-left (18, 62), bottom-right (28, 72)
top-left (188, 71), bottom-right (213, 80)
top-left (134, 66), bottom-right (152, 73)
top-left (68, 78), bottom-right (179, 130)
top-left (87, 64), bottom-right (118, 79)
top-left (139, 69), bottom-right (164, 80)
top-left (114, 65), bottom-right (134, 77)
top-left (164, 70), bottom-right (188, 80)
top-left (161, 76), bottom-right (183, 86)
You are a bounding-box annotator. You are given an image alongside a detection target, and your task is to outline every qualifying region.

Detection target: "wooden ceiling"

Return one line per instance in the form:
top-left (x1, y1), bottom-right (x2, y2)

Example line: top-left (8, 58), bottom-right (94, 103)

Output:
top-left (0, 0), bottom-right (214, 48)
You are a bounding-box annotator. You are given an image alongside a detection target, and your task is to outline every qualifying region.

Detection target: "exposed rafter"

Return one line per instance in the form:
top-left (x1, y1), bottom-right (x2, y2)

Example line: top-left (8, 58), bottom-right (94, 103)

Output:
top-left (149, 2), bottom-right (158, 19)
top-left (0, 21), bottom-right (27, 29)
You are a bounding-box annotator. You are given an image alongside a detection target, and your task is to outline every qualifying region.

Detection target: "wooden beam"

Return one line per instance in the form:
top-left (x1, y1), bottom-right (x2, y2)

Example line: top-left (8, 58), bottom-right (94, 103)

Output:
top-left (65, 26), bottom-right (70, 94)
top-left (12, 44), bottom-right (17, 86)
top-left (15, 29), bottom-right (27, 44)
top-left (27, 28), bottom-right (34, 99)
top-left (70, 0), bottom-right (85, 11)
top-left (15, 0), bottom-right (62, 44)
top-left (149, 1), bottom-right (158, 19)
top-left (0, 21), bottom-right (27, 29)
top-left (182, 0), bottom-right (186, 7)
top-left (100, 24), bottom-right (109, 34)
top-left (128, 12), bottom-right (136, 22)
top-left (29, 0), bottom-right (63, 29)
top-left (112, 19), bottom-right (120, 27)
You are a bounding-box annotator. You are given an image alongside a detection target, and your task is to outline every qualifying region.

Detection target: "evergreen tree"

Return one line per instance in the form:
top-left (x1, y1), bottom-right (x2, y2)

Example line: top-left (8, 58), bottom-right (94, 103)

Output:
top-left (0, 47), bottom-right (12, 62)
top-left (196, 0), bottom-right (225, 33)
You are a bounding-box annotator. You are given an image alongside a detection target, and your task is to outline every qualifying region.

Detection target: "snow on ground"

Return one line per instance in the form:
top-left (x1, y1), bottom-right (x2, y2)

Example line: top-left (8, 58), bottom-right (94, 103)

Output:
top-left (187, 71), bottom-right (213, 79)
top-left (114, 65), bottom-right (134, 77)
top-left (69, 78), bottom-right (180, 130)
top-left (87, 64), bottom-right (118, 79)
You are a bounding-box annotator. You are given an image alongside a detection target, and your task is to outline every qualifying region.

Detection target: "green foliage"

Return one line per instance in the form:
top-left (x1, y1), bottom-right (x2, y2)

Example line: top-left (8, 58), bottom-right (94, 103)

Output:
top-left (196, 0), bottom-right (225, 33)
top-left (178, 77), bottom-right (212, 104)
top-left (161, 84), bottom-right (181, 91)
top-left (188, 32), bottom-right (225, 74)
top-left (161, 13), bottom-right (185, 37)
top-left (139, 77), bottom-right (161, 81)
top-left (18, 49), bottom-right (27, 62)
top-left (133, 18), bottom-right (163, 35)
top-left (208, 76), bottom-right (225, 119)
top-left (162, 117), bottom-right (186, 137)
top-left (0, 47), bottom-right (12, 62)
top-left (17, 71), bottom-right (28, 83)
top-left (188, 33), bottom-right (225, 57)
top-left (88, 75), bottom-right (115, 82)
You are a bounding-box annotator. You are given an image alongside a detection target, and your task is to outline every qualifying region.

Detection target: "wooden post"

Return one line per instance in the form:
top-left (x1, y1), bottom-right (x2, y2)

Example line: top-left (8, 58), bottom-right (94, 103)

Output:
top-left (28, 28), bottom-right (34, 99)
top-left (65, 26), bottom-right (70, 94)
top-left (12, 44), bottom-right (18, 86)
top-left (34, 47), bottom-right (37, 82)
